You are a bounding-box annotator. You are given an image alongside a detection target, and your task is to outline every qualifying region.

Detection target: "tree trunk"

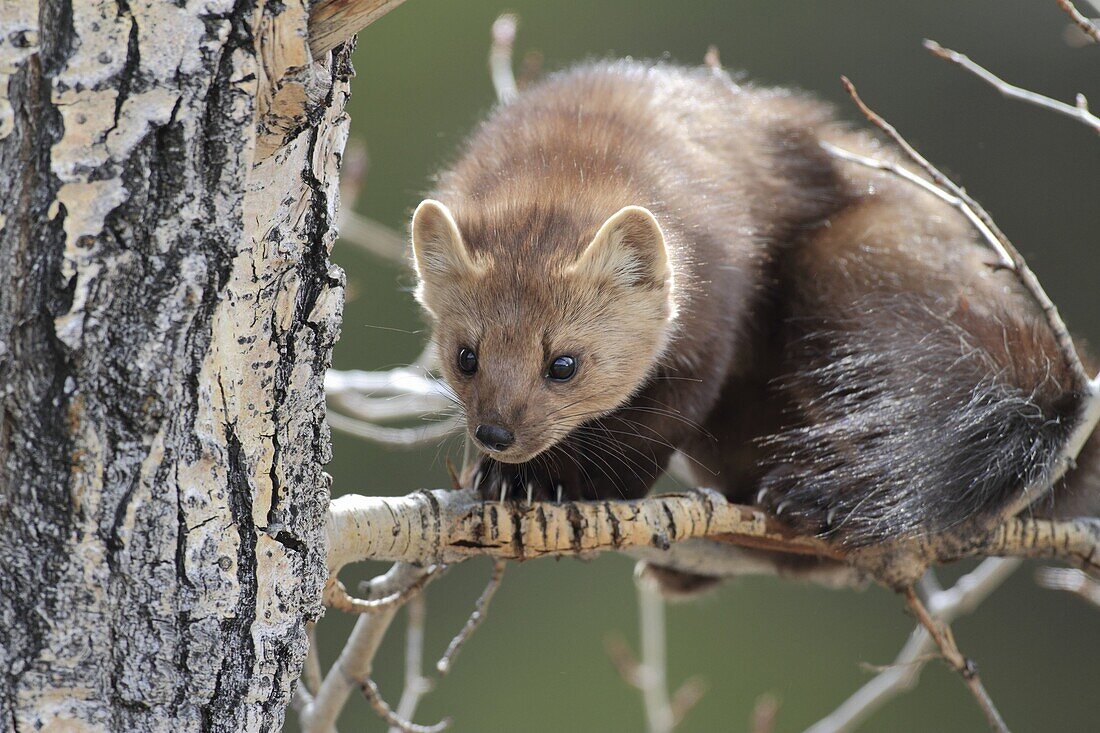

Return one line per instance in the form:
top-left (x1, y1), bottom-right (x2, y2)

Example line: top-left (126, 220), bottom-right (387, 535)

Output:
top-left (0, 1), bottom-right (349, 729)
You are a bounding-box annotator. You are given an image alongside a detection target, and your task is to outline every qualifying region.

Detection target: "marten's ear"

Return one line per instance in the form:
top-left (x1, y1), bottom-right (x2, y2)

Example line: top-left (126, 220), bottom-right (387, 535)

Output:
top-left (569, 206), bottom-right (671, 290)
top-left (410, 200), bottom-right (481, 309)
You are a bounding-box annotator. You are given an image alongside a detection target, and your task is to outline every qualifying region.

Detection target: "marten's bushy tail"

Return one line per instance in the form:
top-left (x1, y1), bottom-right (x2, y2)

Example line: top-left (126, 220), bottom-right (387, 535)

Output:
top-left (752, 132), bottom-right (1095, 546)
top-left (760, 297), bottom-right (1085, 546)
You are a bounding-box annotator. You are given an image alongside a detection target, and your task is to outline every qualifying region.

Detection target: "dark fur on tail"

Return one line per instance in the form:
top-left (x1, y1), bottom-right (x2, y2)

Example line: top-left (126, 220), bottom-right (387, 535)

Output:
top-left (760, 296), bottom-right (1084, 546)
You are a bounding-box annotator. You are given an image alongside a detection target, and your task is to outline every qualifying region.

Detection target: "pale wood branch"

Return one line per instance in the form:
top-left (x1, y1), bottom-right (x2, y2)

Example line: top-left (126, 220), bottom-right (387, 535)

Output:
top-left (489, 14), bottom-right (520, 104)
top-left (388, 595), bottom-right (435, 733)
top-left (361, 677), bottom-right (450, 733)
top-left (301, 563), bottom-right (434, 733)
top-left (326, 488), bottom-right (1100, 590)
top-left (609, 570), bottom-right (706, 733)
top-left (1035, 567), bottom-right (1100, 609)
top-left (1057, 0), bottom-right (1100, 43)
top-left (309, 0), bottom-right (408, 60)
top-left (923, 40), bottom-right (1100, 135)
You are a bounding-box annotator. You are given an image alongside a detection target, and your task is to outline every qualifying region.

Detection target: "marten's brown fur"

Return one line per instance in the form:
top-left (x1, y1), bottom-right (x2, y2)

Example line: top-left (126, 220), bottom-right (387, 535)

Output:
top-left (410, 60), bottom-right (1096, 547)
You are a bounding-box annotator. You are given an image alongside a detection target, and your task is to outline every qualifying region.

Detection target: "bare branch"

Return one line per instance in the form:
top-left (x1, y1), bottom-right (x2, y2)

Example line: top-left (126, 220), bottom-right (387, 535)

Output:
top-left (389, 595), bottom-right (435, 733)
top-left (327, 489), bottom-right (844, 574)
top-left (806, 559), bottom-right (1020, 733)
top-left (1035, 567), bottom-right (1100, 609)
top-left (490, 14), bottom-right (520, 104)
top-left (326, 409), bottom-right (460, 447)
top-left (436, 560), bottom-right (506, 676)
top-left (923, 40), bottom-right (1100, 135)
top-left (303, 621), bottom-right (323, 695)
top-left (302, 564), bottom-right (434, 733)
top-left (1057, 0), bottom-right (1100, 43)
top-left (323, 569), bottom-right (437, 614)
top-left (362, 677), bottom-right (451, 733)
top-left (838, 75), bottom-right (1091, 390)
top-left (903, 587), bottom-right (1009, 732)
top-left (828, 78), bottom-right (1100, 521)
top-left (308, 0), bottom-right (408, 60)
top-left (749, 694), bottom-right (780, 733)
top-left (704, 45), bottom-right (722, 72)
top-left (606, 574), bottom-right (706, 733)
top-left (338, 211), bottom-right (409, 262)
top-left (325, 367), bottom-right (451, 404)
top-left (327, 488), bottom-right (1100, 583)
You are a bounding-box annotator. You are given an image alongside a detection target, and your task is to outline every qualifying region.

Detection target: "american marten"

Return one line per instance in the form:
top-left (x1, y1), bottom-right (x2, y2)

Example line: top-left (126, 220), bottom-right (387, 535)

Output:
top-left (408, 60), bottom-right (1098, 548)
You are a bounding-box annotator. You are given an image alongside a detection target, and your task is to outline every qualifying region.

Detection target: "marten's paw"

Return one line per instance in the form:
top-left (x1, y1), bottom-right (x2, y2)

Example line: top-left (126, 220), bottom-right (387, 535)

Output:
top-left (755, 464), bottom-right (836, 539)
top-left (470, 456), bottom-right (587, 503)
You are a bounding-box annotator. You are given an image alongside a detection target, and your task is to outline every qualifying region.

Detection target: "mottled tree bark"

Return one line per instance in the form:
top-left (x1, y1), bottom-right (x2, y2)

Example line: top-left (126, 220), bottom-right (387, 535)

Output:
top-left (0, 1), bottom-right (349, 730)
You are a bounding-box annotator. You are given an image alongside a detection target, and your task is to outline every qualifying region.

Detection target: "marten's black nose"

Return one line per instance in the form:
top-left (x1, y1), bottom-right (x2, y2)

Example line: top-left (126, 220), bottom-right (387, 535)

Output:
top-left (475, 424), bottom-right (514, 452)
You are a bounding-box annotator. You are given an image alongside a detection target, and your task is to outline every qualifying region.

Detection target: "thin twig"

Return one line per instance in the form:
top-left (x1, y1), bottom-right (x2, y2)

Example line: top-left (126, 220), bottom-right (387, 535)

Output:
top-left (303, 621), bottom-right (323, 695)
top-left (436, 560), bottom-right (506, 676)
top-left (326, 409), bottom-right (460, 447)
top-left (1057, 0), bottom-right (1100, 43)
top-left (489, 14), bottom-right (519, 104)
top-left (338, 211), bottom-right (409, 262)
top-left (1035, 567), bottom-right (1100, 609)
top-left (303, 564), bottom-right (435, 733)
top-left (805, 559), bottom-right (1019, 733)
top-left (923, 40), bottom-right (1100, 135)
top-left (704, 45), bottom-right (722, 72)
top-left (830, 77), bottom-right (1100, 522)
top-left (325, 367), bottom-right (451, 402)
top-left (324, 571), bottom-right (436, 614)
top-left (608, 569), bottom-right (706, 733)
top-left (389, 595), bottom-right (435, 733)
top-left (636, 576), bottom-right (674, 733)
top-left (362, 677), bottom-right (451, 733)
top-left (328, 389), bottom-right (448, 422)
top-left (903, 587), bottom-right (1009, 732)
top-left (291, 682), bottom-right (313, 713)
top-left (838, 75), bottom-right (1090, 388)
top-left (749, 694), bottom-right (780, 733)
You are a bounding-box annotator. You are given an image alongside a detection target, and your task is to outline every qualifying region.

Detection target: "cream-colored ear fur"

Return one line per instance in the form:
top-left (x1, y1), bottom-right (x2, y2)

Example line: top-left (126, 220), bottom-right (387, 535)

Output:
top-left (410, 199), bottom-right (481, 311)
top-left (568, 205), bottom-right (671, 290)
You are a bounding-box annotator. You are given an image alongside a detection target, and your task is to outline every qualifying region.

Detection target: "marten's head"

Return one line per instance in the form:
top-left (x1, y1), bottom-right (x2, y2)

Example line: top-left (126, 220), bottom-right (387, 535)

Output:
top-left (410, 199), bottom-right (678, 463)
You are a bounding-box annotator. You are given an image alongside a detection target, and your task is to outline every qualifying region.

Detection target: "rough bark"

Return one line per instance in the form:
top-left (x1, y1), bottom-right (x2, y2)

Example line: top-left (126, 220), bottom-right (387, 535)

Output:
top-left (0, 1), bottom-right (349, 730)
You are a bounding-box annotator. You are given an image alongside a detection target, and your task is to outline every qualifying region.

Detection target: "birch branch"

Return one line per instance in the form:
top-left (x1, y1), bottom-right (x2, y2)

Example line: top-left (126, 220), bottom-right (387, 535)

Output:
top-left (903, 588), bottom-right (1009, 732)
top-left (1035, 567), bottom-right (1100, 609)
top-left (326, 488), bottom-right (1100, 585)
top-left (435, 560), bottom-right (506, 676)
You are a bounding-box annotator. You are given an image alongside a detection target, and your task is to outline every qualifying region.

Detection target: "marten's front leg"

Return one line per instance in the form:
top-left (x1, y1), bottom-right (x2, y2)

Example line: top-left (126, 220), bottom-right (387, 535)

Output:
top-left (472, 423), bottom-right (675, 502)
top-left (471, 402), bottom-right (688, 502)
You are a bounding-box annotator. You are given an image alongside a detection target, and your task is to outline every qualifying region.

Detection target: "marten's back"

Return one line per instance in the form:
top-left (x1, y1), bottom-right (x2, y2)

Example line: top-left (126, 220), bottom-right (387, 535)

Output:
top-left (432, 61), bottom-right (849, 381)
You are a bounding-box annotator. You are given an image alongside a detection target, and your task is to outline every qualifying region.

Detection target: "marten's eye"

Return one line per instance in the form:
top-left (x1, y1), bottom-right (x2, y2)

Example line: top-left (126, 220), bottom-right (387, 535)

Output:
top-left (546, 355), bottom-right (577, 381)
top-left (457, 347), bottom-right (478, 374)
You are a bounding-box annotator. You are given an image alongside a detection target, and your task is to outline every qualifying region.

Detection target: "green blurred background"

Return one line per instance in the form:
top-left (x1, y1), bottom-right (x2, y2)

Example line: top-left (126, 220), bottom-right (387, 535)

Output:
top-left (316, 2), bottom-right (1100, 731)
